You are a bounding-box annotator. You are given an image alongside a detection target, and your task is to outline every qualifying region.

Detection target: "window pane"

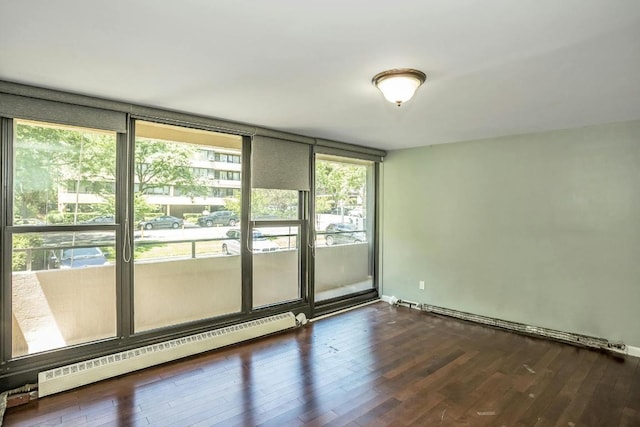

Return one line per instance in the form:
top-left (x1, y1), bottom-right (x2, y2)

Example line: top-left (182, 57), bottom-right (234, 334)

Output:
top-left (315, 155), bottom-right (374, 301)
top-left (12, 231), bottom-right (116, 357)
top-left (11, 119), bottom-right (118, 357)
top-left (133, 121), bottom-right (243, 332)
top-left (251, 189), bottom-right (298, 220)
top-left (13, 120), bottom-right (117, 225)
top-left (253, 226), bottom-right (300, 307)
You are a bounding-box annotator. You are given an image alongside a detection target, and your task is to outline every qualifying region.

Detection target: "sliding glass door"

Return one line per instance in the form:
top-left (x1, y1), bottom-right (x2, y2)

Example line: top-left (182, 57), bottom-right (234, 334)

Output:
top-left (132, 121), bottom-right (244, 332)
top-left (314, 154), bottom-right (376, 302)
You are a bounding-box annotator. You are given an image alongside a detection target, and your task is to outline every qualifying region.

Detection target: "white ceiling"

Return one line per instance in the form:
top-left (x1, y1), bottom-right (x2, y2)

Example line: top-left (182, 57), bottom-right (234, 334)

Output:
top-left (1, 0), bottom-right (639, 151)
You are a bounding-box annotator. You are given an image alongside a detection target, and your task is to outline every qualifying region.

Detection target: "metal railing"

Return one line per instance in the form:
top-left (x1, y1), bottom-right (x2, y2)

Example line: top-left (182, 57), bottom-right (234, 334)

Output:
top-left (13, 230), bottom-right (367, 271)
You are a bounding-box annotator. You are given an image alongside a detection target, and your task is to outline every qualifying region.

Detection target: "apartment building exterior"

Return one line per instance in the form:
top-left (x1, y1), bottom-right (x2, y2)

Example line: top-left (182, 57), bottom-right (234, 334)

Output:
top-left (56, 146), bottom-right (242, 220)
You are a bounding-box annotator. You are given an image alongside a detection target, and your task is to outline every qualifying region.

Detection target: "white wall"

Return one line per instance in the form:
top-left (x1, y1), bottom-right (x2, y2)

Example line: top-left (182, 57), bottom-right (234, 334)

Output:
top-left (382, 120), bottom-right (640, 347)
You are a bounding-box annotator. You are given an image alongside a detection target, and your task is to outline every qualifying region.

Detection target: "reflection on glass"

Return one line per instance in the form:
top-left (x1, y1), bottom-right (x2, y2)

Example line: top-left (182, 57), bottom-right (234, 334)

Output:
top-left (315, 155), bottom-right (374, 301)
top-left (132, 121), bottom-right (243, 332)
top-left (13, 120), bottom-right (117, 226)
top-left (11, 231), bottom-right (117, 357)
top-left (253, 226), bottom-right (300, 308)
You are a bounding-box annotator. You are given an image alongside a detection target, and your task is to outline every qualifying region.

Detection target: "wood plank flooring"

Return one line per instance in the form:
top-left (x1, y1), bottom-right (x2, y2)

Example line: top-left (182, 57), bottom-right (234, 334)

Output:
top-left (4, 302), bottom-right (640, 426)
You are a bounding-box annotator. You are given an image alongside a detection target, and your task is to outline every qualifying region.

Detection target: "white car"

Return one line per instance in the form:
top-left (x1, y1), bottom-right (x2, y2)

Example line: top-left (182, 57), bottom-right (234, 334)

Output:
top-left (222, 229), bottom-right (279, 255)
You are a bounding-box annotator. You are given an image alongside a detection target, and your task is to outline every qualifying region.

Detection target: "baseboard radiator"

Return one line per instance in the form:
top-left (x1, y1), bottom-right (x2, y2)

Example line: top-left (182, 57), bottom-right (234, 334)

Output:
top-left (390, 297), bottom-right (626, 354)
top-left (38, 312), bottom-right (298, 397)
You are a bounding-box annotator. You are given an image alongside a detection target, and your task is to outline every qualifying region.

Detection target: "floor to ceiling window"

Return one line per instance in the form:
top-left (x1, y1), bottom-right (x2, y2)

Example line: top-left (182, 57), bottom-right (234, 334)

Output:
top-left (250, 136), bottom-right (310, 309)
top-left (10, 119), bottom-right (118, 356)
top-left (251, 189), bottom-right (303, 308)
top-left (0, 84), bottom-right (383, 390)
top-left (314, 154), bottom-right (376, 302)
top-left (132, 121), bottom-right (243, 332)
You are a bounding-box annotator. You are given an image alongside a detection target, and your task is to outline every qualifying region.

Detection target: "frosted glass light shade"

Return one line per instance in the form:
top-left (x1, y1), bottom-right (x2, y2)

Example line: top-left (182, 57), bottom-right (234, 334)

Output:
top-left (372, 69), bottom-right (426, 106)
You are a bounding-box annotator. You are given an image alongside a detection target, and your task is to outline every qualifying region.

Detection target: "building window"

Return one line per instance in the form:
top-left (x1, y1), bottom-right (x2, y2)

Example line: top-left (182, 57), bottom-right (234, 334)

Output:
top-left (214, 153), bottom-right (241, 163)
top-left (210, 187), bottom-right (240, 198)
top-left (215, 170), bottom-right (241, 181)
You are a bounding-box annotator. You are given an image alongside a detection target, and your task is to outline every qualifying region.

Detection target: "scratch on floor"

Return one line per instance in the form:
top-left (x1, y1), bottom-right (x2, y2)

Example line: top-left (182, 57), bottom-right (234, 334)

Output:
top-left (440, 408), bottom-right (447, 423)
top-left (523, 364), bottom-right (536, 374)
top-left (477, 411), bottom-right (496, 416)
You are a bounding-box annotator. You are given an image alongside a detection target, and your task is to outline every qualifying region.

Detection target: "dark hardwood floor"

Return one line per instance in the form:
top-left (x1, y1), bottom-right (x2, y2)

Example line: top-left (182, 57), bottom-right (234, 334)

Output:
top-left (4, 302), bottom-right (640, 426)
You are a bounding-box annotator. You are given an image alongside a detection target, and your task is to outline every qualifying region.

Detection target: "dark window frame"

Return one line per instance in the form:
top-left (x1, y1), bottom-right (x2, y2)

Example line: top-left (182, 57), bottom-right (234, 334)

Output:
top-left (0, 88), bottom-right (382, 390)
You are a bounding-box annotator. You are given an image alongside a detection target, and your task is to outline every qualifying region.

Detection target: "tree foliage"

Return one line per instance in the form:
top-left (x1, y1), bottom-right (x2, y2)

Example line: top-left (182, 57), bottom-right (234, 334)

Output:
top-left (250, 189), bottom-right (298, 219)
top-left (315, 160), bottom-right (366, 213)
top-left (12, 234), bottom-right (44, 271)
top-left (14, 123), bottom-right (116, 220)
top-left (134, 138), bottom-right (206, 198)
top-left (223, 189), bottom-right (297, 219)
top-left (222, 163), bottom-right (367, 219)
top-left (13, 122), bottom-right (207, 222)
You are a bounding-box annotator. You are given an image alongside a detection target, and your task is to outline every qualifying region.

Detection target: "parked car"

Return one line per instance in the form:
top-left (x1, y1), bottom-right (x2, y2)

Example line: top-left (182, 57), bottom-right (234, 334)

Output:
top-left (52, 247), bottom-right (108, 268)
top-left (81, 215), bottom-right (115, 224)
top-left (324, 223), bottom-right (365, 246)
top-left (138, 215), bottom-right (184, 230)
top-left (197, 210), bottom-right (238, 227)
top-left (222, 228), bottom-right (279, 255)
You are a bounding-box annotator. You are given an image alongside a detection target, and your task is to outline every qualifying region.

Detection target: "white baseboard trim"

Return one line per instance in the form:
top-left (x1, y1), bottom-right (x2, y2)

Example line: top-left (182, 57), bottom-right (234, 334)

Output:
top-left (380, 294), bottom-right (421, 309)
top-left (379, 295), bottom-right (394, 304)
top-left (382, 294), bottom-right (640, 359)
top-left (627, 345), bottom-right (640, 358)
top-left (310, 299), bottom-right (381, 323)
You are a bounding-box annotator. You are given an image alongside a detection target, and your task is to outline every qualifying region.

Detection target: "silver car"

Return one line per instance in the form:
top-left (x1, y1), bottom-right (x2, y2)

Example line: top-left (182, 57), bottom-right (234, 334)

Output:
top-left (222, 229), bottom-right (279, 255)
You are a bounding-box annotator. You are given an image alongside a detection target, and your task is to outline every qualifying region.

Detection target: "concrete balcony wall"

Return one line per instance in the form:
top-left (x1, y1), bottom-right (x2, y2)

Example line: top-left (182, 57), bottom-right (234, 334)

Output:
top-left (12, 267), bottom-right (117, 357)
top-left (12, 244), bottom-right (371, 356)
top-left (253, 250), bottom-right (300, 307)
top-left (134, 256), bottom-right (242, 332)
top-left (315, 243), bottom-right (371, 291)
top-left (11, 313), bottom-right (28, 357)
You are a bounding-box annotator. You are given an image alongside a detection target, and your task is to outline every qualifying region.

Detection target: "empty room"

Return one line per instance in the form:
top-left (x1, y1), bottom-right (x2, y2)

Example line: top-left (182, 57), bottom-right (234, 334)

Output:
top-left (1, 1), bottom-right (639, 426)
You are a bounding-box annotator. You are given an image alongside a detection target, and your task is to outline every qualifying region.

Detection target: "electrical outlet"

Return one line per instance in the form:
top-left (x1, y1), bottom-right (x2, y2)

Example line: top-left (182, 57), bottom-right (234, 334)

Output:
top-left (419, 280), bottom-right (425, 290)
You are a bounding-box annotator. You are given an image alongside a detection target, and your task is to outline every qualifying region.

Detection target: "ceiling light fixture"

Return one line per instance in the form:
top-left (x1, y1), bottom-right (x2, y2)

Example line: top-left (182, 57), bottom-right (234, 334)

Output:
top-left (372, 68), bottom-right (427, 106)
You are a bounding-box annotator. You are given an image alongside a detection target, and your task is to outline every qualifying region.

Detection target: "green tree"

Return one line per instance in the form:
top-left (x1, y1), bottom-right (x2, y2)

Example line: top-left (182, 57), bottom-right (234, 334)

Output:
top-left (134, 138), bottom-right (207, 198)
top-left (315, 161), bottom-right (366, 213)
top-left (12, 234), bottom-right (44, 271)
top-left (95, 193), bottom-right (158, 223)
top-left (224, 197), bottom-right (241, 216)
top-left (15, 123), bottom-right (117, 222)
top-left (14, 122), bottom-right (208, 223)
top-left (249, 189), bottom-right (297, 219)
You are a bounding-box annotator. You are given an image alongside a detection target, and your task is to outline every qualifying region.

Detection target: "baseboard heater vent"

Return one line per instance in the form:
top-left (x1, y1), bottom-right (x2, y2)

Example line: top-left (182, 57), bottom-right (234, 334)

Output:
top-left (393, 298), bottom-right (625, 353)
top-left (38, 312), bottom-right (297, 397)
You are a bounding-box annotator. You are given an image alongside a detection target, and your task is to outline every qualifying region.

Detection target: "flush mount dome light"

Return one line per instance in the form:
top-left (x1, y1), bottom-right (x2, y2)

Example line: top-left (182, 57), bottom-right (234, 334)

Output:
top-left (372, 68), bottom-right (427, 106)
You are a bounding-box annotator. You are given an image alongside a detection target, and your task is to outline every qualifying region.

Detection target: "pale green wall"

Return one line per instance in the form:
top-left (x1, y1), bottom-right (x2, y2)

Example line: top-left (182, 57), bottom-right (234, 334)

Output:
top-left (382, 120), bottom-right (640, 347)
